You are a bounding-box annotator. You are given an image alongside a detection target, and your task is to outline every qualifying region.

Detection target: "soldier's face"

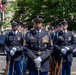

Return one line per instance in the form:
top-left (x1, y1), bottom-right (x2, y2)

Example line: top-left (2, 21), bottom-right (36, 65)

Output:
top-left (63, 24), bottom-right (68, 30)
top-left (34, 22), bottom-right (42, 30)
top-left (12, 25), bottom-right (18, 31)
top-left (51, 30), bottom-right (54, 33)
top-left (18, 26), bottom-right (21, 30)
top-left (59, 26), bottom-right (63, 30)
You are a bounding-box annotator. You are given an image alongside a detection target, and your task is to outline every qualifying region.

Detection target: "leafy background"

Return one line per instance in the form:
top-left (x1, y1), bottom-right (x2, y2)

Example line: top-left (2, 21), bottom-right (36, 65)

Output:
top-left (3, 0), bottom-right (76, 30)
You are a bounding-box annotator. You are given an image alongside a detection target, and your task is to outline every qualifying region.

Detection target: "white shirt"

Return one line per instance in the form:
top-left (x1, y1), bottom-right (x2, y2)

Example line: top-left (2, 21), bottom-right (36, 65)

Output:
top-left (12, 30), bottom-right (18, 35)
top-left (64, 30), bottom-right (67, 33)
top-left (35, 29), bottom-right (42, 34)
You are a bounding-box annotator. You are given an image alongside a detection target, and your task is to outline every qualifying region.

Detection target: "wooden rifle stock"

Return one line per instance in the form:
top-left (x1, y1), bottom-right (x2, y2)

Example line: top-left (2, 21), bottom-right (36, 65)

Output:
top-left (57, 60), bottom-right (62, 75)
top-left (4, 61), bottom-right (10, 75)
top-left (49, 56), bottom-right (62, 75)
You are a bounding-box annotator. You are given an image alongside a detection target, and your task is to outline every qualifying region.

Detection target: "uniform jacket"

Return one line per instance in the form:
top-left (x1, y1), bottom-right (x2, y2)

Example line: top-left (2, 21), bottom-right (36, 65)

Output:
top-left (24, 29), bottom-right (53, 72)
top-left (54, 30), bottom-right (76, 62)
top-left (4, 30), bottom-right (24, 61)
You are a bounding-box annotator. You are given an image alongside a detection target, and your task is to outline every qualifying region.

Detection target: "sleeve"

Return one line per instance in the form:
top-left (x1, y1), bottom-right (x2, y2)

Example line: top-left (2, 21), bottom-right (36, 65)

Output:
top-left (23, 32), bottom-right (37, 60)
top-left (40, 34), bottom-right (53, 61)
top-left (4, 33), bottom-right (10, 53)
top-left (54, 32), bottom-right (61, 51)
top-left (68, 34), bottom-right (76, 51)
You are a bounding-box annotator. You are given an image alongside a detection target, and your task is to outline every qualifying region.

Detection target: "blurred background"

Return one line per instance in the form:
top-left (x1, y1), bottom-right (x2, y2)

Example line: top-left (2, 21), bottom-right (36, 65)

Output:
top-left (0, 0), bottom-right (76, 30)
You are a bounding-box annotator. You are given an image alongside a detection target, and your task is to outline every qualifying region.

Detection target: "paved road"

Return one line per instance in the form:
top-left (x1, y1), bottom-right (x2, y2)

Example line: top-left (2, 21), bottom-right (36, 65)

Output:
top-left (0, 54), bottom-right (76, 75)
top-left (0, 55), bottom-right (6, 75)
top-left (71, 57), bottom-right (76, 75)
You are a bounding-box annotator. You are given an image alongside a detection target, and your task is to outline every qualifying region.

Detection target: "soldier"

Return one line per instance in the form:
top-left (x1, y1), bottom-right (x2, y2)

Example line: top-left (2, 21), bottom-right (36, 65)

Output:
top-left (50, 26), bottom-right (55, 41)
top-left (19, 25), bottom-right (29, 75)
top-left (48, 26), bottom-right (54, 33)
top-left (54, 20), bottom-right (76, 75)
top-left (4, 20), bottom-right (24, 75)
top-left (49, 22), bottom-right (63, 75)
top-left (53, 22), bottom-right (64, 75)
top-left (23, 15), bottom-right (53, 75)
top-left (60, 21), bottom-right (76, 75)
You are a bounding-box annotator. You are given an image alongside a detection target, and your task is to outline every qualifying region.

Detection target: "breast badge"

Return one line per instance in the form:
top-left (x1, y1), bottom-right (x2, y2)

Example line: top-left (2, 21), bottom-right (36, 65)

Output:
top-left (68, 37), bottom-right (71, 41)
top-left (17, 37), bottom-right (21, 40)
top-left (42, 35), bottom-right (49, 43)
top-left (30, 35), bottom-right (35, 40)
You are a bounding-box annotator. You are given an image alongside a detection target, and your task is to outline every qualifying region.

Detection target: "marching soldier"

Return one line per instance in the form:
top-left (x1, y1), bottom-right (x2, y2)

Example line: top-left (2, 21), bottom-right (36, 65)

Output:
top-left (18, 25), bottom-right (29, 75)
top-left (48, 26), bottom-right (55, 41)
top-left (60, 20), bottom-right (76, 75)
top-left (48, 26), bottom-right (54, 33)
top-left (24, 15), bottom-right (53, 75)
top-left (49, 22), bottom-right (63, 75)
top-left (53, 22), bottom-right (64, 75)
top-left (4, 20), bottom-right (24, 75)
top-left (54, 20), bottom-right (76, 75)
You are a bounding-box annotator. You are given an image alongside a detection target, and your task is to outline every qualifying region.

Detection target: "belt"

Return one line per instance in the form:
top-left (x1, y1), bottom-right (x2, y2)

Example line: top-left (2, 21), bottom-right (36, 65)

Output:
top-left (9, 46), bottom-right (21, 48)
top-left (60, 45), bottom-right (70, 49)
top-left (33, 50), bottom-right (45, 55)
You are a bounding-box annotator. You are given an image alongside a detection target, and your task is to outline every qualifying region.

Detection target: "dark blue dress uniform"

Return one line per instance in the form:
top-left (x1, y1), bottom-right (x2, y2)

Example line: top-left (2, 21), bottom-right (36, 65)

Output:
top-left (49, 29), bottom-right (62, 75)
top-left (24, 29), bottom-right (53, 72)
top-left (53, 30), bottom-right (64, 62)
top-left (24, 16), bottom-right (53, 75)
top-left (54, 21), bottom-right (76, 75)
top-left (4, 20), bottom-right (24, 75)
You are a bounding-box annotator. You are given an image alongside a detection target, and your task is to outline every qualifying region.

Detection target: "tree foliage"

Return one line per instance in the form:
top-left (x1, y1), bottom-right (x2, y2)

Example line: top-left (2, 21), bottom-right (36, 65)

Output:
top-left (13, 0), bottom-right (76, 30)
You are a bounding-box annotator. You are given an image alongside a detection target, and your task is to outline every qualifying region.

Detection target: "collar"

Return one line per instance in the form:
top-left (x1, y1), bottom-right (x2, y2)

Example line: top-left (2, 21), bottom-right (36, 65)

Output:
top-left (12, 30), bottom-right (18, 34)
top-left (64, 29), bottom-right (67, 33)
top-left (35, 29), bottom-right (42, 33)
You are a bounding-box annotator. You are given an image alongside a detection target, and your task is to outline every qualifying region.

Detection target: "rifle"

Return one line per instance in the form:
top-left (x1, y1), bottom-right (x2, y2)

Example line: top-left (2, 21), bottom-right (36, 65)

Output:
top-left (49, 56), bottom-right (57, 75)
top-left (35, 63), bottom-right (41, 75)
top-left (4, 60), bottom-right (10, 75)
top-left (4, 55), bottom-right (11, 75)
top-left (57, 60), bottom-right (62, 75)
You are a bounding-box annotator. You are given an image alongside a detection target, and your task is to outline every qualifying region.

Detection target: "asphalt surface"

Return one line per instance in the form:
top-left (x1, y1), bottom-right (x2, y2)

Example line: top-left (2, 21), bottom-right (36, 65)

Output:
top-left (0, 54), bottom-right (76, 75)
top-left (0, 55), bottom-right (6, 75)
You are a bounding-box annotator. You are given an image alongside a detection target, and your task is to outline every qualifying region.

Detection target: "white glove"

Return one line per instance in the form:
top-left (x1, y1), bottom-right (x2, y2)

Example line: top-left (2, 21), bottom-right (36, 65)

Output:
top-left (12, 47), bottom-right (17, 52)
top-left (10, 50), bottom-right (15, 56)
top-left (34, 57), bottom-right (42, 63)
top-left (34, 57), bottom-right (42, 68)
top-left (61, 49), bottom-right (67, 54)
top-left (35, 62), bottom-right (41, 68)
top-left (65, 47), bottom-right (70, 51)
top-left (10, 47), bottom-right (17, 56)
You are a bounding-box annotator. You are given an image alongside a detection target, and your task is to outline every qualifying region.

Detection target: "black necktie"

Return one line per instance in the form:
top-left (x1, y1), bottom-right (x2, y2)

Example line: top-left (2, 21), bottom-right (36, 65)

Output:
top-left (37, 30), bottom-right (39, 35)
top-left (38, 30), bottom-right (41, 35)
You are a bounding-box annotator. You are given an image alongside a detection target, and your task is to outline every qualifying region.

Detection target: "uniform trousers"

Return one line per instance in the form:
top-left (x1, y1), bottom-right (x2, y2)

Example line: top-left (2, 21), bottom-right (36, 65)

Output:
top-left (62, 61), bottom-right (72, 75)
top-left (8, 60), bottom-right (22, 75)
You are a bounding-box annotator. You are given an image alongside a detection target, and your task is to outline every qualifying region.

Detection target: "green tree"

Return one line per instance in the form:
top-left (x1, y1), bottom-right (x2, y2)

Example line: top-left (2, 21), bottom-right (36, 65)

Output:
top-left (3, 1), bottom-right (17, 28)
top-left (13, 0), bottom-right (76, 30)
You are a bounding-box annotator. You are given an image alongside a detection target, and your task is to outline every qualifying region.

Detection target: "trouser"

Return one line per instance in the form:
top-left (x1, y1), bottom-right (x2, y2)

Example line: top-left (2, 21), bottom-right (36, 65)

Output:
top-left (62, 61), bottom-right (72, 75)
top-left (8, 60), bottom-right (22, 75)
top-left (21, 56), bottom-right (27, 74)
top-left (29, 71), bottom-right (48, 75)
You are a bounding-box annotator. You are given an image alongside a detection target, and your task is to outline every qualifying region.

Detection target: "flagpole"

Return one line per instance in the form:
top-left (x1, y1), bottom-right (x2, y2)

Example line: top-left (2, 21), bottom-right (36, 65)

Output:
top-left (1, 10), bottom-right (4, 23)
